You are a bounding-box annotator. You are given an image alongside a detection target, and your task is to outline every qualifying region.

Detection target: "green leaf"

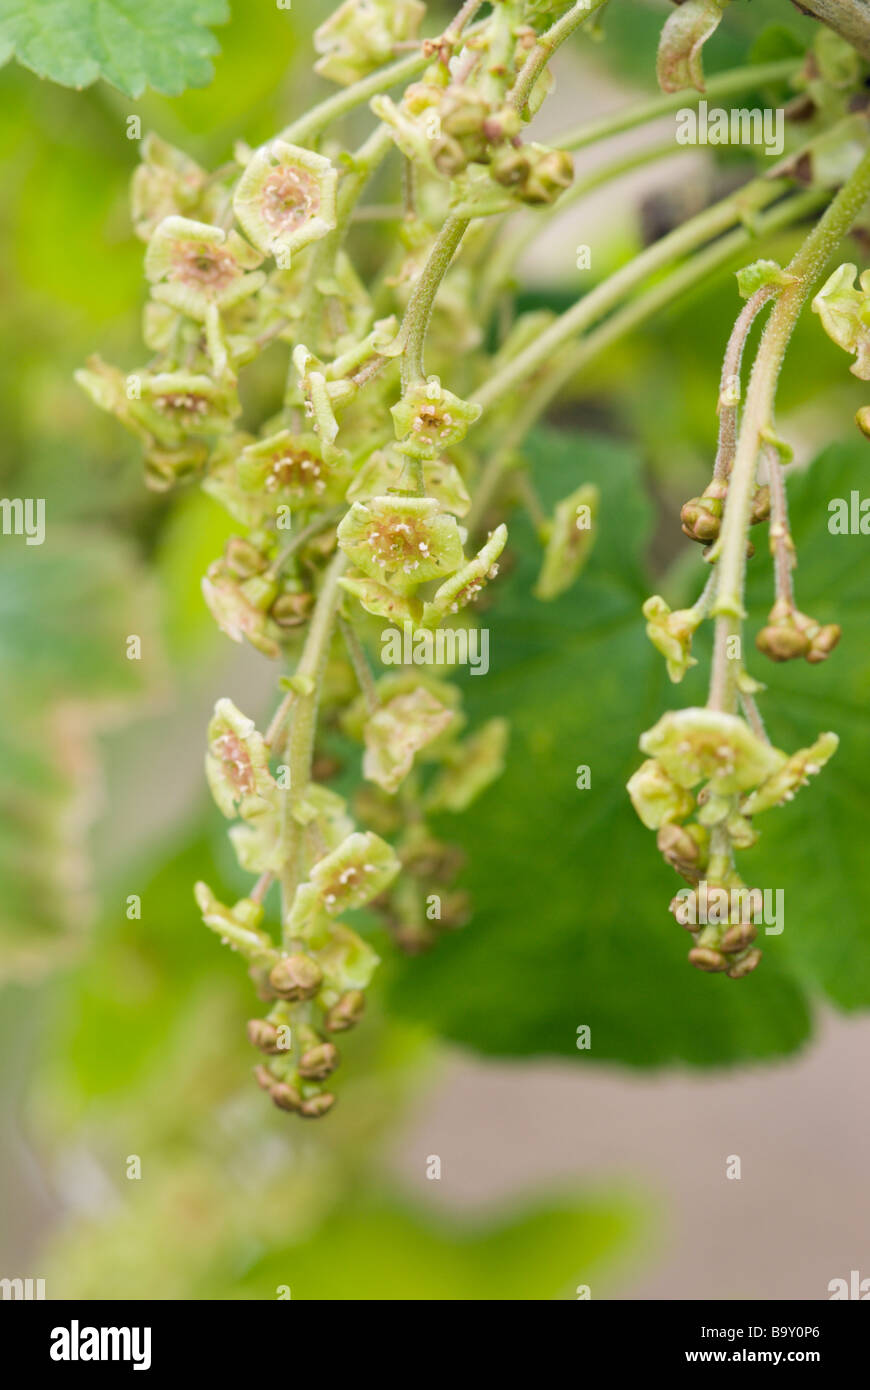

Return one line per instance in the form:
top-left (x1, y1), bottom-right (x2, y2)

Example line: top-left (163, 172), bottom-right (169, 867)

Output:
top-left (0, 0), bottom-right (229, 98)
top-left (389, 429), bottom-right (813, 1067)
top-left (0, 529), bottom-right (161, 980)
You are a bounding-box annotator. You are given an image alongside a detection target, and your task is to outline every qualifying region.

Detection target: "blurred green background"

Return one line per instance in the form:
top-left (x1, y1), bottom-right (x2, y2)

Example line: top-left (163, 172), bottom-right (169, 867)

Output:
top-left (2, 0), bottom-right (870, 1300)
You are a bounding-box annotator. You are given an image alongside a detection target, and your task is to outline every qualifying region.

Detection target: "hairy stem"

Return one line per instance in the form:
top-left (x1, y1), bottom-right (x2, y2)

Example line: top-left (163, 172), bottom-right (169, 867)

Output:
top-left (400, 214), bottom-right (471, 388)
top-left (508, 0), bottom-right (605, 112)
top-left (709, 148), bottom-right (870, 708)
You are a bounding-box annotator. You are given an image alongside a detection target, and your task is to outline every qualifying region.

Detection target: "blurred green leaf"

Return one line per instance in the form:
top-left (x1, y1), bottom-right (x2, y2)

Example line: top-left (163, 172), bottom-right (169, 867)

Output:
top-left (0, 0), bottom-right (229, 98)
top-left (0, 530), bottom-right (162, 980)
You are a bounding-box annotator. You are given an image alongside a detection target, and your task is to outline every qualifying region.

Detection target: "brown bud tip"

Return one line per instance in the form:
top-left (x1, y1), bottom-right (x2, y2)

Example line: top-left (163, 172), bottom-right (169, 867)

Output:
top-left (657, 822), bottom-right (700, 867)
top-left (720, 923), bottom-right (757, 953)
top-left (299, 1092), bottom-right (336, 1119)
top-left (756, 624), bottom-right (810, 662)
top-left (750, 486), bottom-right (771, 524)
top-left (253, 1063), bottom-right (276, 1092)
top-left (806, 624), bottom-right (841, 663)
top-left (269, 953), bottom-right (323, 1001)
top-left (298, 1042), bottom-right (340, 1081)
top-left (325, 989), bottom-right (366, 1032)
top-left (726, 949), bottom-right (762, 979)
top-left (271, 591), bottom-right (314, 628)
top-left (680, 499), bottom-right (720, 543)
top-left (246, 1019), bottom-right (283, 1054)
top-left (270, 1082), bottom-right (302, 1112)
top-left (688, 947), bottom-right (729, 973)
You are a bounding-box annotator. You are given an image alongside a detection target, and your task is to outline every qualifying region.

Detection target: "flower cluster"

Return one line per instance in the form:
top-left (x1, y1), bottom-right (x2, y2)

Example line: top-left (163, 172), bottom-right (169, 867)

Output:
top-left (628, 710), bottom-right (838, 975)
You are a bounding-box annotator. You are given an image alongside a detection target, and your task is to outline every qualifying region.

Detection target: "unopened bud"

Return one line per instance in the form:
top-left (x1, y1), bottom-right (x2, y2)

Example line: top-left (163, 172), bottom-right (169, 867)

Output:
top-left (253, 1063), bottom-right (276, 1091)
top-left (226, 537), bottom-right (268, 578)
top-left (726, 948), bottom-right (762, 979)
top-left (756, 624), bottom-right (810, 661)
top-left (856, 405), bottom-right (870, 438)
top-left (246, 1019), bottom-right (283, 1054)
top-left (806, 623), bottom-right (841, 664)
top-left (720, 923), bottom-right (757, 953)
top-left (325, 989), bottom-right (365, 1031)
top-left (298, 1042), bottom-right (340, 1080)
top-left (269, 953), bottom-right (323, 1001)
top-left (271, 591), bottom-right (314, 628)
top-left (299, 1092), bottom-right (336, 1118)
top-left (688, 947), bottom-right (729, 972)
top-left (750, 486), bottom-right (771, 524)
top-left (270, 1081), bottom-right (302, 1112)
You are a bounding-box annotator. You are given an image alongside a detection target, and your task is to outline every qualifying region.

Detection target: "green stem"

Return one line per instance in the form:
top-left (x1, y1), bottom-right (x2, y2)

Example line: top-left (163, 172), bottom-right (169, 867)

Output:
top-left (709, 148), bottom-right (870, 711)
top-left (508, 0), bottom-right (605, 112)
top-left (552, 59), bottom-right (800, 151)
top-left (280, 551), bottom-right (347, 939)
top-left (400, 214), bottom-right (471, 388)
top-left (467, 189), bottom-right (824, 531)
top-left (474, 178), bottom-right (790, 413)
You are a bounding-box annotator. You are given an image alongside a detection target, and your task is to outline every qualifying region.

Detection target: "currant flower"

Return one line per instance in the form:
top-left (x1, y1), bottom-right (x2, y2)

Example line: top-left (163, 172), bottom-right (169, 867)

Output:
top-left (811, 262), bottom-right (870, 378)
top-left (642, 595), bottom-right (701, 683)
top-left (205, 698), bottom-right (277, 819)
top-left (638, 708), bottom-right (786, 794)
top-left (391, 378), bottom-right (482, 461)
top-left (308, 831), bottom-right (401, 913)
top-left (313, 0), bottom-right (426, 87)
top-left (233, 140), bottom-right (338, 263)
top-left (237, 429), bottom-right (338, 505)
top-left (421, 524), bottom-right (507, 626)
top-left (193, 882), bottom-right (277, 967)
top-left (740, 732), bottom-right (839, 815)
top-left (201, 560), bottom-right (282, 659)
top-left (145, 216), bottom-right (265, 321)
top-left (363, 687), bottom-right (458, 794)
top-left (426, 718), bottom-right (509, 813)
top-left (626, 758), bottom-right (696, 830)
top-left (131, 134), bottom-right (213, 242)
top-left (337, 496), bottom-right (465, 590)
top-left (535, 484), bottom-right (598, 601)
top-left (338, 576), bottom-right (423, 624)
top-left (346, 450), bottom-right (472, 517)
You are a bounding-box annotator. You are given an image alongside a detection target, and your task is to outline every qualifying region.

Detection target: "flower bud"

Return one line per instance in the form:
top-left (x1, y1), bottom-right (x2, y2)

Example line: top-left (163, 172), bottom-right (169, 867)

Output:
top-left (750, 486), bottom-right (771, 524)
top-left (856, 404), bottom-right (870, 438)
top-left (253, 1063), bottom-right (276, 1091)
top-left (807, 623), bottom-right (841, 663)
top-left (269, 953), bottom-right (323, 1000)
top-left (756, 623), bottom-right (811, 661)
top-left (688, 947), bottom-right (729, 972)
top-left (246, 1019), bottom-right (284, 1054)
top-left (271, 591), bottom-right (314, 628)
top-left (298, 1042), bottom-right (340, 1080)
top-left (271, 1082), bottom-right (303, 1112)
top-left (720, 923), bottom-right (757, 953)
top-left (726, 949), bottom-right (762, 979)
top-left (325, 989), bottom-right (365, 1031)
top-left (299, 1092), bottom-right (336, 1118)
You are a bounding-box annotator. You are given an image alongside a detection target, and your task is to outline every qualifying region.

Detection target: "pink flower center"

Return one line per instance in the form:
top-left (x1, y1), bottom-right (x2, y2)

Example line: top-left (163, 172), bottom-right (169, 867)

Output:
top-left (174, 240), bottom-right (240, 292)
top-left (261, 168), bottom-right (320, 232)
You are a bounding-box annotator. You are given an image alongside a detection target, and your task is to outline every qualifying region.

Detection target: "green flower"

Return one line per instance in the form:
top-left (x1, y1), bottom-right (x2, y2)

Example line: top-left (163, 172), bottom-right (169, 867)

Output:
top-left (233, 140), bottom-right (338, 262)
top-left (642, 595), bottom-right (701, 683)
top-left (534, 484), bottom-right (598, 600)
top-left (338, 576), bottom-right (423, 624)
top-left (313, 923), bottom-right (380, 994)
top-left (205, 698), bottom-right (276, 818)
top-left (338, 497), bottom-right (465, 589)
top-left (347, 450), bottom-right (472, 517)
top-left (639, 708), bottom-right (786, 794)
top-left (626, 758), bottom-right (695, 830)
top-left (421, 524), bottom-right (507, 626)
top-left (194, 882), bottom-right (277, 966)
top-left (145, 216), bottom-right (265, 320)
top-left (75, 359), bottom-right (238, 448)
top-left (201, 562), bottom-right (282, 659)
top-left (427, 718), bottom-right (509, 813)
top-left (811, 263), bottom-right (870, 379)
top-left (363, 687), bottom-right (457, 794)
top-left (740, 732), bottom-right (839, 815)
top-left (309, 831), bottom-right (401, 913)
top-left (391, 378), bottom-right (482, 461)
top-left (238, 429), bottom-right (341, 505)
top-left (314, 0), bottom-right (425, 87)
top-left (131, 134), bottom-right (208, 242)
